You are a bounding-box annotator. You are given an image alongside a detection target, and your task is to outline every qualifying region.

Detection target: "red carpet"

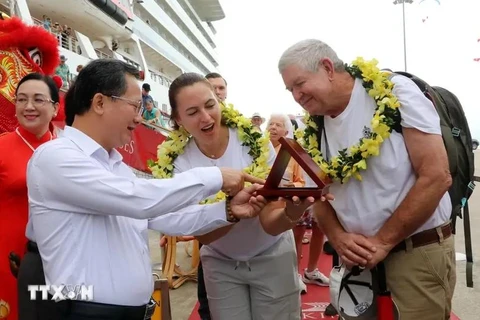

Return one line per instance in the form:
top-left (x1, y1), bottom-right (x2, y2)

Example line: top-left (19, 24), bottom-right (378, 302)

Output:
top-left (188, 231), bottom-right (460, 319)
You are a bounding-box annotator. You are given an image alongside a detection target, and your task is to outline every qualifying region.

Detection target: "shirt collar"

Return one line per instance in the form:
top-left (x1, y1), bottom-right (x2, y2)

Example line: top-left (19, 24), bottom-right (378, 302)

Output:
top-left (62, 126), bottom-right (123, 164)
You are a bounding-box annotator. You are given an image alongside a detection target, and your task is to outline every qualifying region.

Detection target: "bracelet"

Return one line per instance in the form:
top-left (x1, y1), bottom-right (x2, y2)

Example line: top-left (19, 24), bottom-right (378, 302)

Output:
top-left (284, 207), bottom-right (301, 224)
top-left (225, 196), bottom-right (240, 223)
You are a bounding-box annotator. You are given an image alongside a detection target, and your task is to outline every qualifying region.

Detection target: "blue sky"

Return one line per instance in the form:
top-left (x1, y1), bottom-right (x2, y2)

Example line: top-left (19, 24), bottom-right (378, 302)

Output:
top-left (213, 0), bottom-right (480, 138)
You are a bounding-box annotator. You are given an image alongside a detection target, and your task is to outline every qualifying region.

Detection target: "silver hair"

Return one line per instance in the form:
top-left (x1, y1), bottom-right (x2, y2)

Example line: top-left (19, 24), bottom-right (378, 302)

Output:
top-left (267, 113), bottom-right (294, 138)
top-left (278, 39), bottom-right (345, 74)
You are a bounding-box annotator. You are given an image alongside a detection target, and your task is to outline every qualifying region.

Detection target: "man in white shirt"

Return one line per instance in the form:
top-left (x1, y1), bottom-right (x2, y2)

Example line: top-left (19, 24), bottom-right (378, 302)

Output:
top-left (278, 39), bottom-right (455, 319)
top-left (23, 59), bottom-right (267, 319)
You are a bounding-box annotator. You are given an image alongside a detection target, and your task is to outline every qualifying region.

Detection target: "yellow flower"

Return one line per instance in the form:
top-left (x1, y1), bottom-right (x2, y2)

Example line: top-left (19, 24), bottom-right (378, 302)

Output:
top-left (308, 135), bottom-right (319, 149)
top-left (307, 119), bottom-right (318, 130)
top-left (295, 128), bottom-right (305, 139)
top-left (360, 138), bottom-right (380, 157)
top-left (353, 171), bottom-right (363, 181)
top-left (331, 157), bottom-right (340, 168)
top-left (237, 117), bottom-right (251, 128)
top-left (354, 159), bottom-right (367, 170)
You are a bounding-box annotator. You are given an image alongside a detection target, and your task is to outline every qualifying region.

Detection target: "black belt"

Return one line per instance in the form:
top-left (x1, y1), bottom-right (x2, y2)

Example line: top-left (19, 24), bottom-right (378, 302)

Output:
top-left (26, 240), bottom-right (39, 254)
top-left (391, 223), bottom-right (452, 253)
top-left (61, 298), bottom-right (156, 320)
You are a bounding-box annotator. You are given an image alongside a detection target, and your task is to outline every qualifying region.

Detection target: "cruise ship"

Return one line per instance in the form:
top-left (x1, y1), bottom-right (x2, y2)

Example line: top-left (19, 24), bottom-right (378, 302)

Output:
top-left (2, 0), bottom-right (225, 174)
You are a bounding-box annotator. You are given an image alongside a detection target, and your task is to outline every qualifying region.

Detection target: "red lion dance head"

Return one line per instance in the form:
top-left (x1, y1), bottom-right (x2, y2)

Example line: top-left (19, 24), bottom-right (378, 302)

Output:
top-left (0, 12), bottom-right (65, 134)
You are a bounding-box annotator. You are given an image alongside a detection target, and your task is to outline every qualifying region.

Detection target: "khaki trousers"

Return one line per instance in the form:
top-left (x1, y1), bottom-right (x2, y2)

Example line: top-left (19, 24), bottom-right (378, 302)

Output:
top-left (384, 233), bottom-right (456, 320)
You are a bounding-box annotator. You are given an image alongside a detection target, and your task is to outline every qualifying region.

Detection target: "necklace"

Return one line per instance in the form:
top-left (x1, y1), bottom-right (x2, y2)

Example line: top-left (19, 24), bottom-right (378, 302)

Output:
top-left (295, 57), bottom-right (401, 184)
top-left (15, 128), bottom-right (53, 152)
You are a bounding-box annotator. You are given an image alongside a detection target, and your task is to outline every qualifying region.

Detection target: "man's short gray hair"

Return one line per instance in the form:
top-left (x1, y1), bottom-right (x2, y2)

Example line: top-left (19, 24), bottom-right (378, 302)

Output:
top-left (267, 113), bottom-right (294, 138)
top-left (278, 39), bottom-right (345, 74)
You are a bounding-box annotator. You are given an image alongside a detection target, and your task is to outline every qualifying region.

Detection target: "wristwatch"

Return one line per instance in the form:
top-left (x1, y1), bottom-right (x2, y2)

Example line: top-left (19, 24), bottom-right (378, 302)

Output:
top-left (225, 196), bottom-right (240, 223)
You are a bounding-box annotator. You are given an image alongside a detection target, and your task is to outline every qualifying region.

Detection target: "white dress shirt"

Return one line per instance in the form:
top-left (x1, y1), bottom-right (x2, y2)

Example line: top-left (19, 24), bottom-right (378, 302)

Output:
top-left (26, 126), bottom-right (230, 306)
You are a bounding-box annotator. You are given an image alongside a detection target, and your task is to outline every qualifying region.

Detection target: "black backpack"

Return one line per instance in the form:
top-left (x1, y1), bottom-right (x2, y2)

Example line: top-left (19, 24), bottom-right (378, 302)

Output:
top-left (311, 72), bottom-right (476, 287)
top-left (390, 72), bottom-right (475, 288)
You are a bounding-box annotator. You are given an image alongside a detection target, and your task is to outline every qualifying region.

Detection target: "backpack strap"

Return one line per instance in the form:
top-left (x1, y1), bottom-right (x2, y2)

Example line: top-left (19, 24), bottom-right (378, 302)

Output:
top-left (463, 200), bottom-right (474, 287)
top-left (311, 115), bottom-right (325, 151)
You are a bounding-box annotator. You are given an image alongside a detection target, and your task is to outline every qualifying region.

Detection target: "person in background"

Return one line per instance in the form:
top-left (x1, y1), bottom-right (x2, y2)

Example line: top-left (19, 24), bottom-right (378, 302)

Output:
top-left (54, 55), bottom-right (70, 90)
top-left (142, 97), bottom-right (165, 127)
top-left (266, 114), bottom-right (329, 295)
top-left (205, 72), bottom-right (227, 102)
top-left (0, 73), bottom-right (61, 320)
top-left (142, 83), bottom-right (153, 107)
top-left (251, 112), bottom-right (265, 132)
top-left (42, 15), bottom-right (51, 32)
top-left (26, 59), bottom-right (267, 319)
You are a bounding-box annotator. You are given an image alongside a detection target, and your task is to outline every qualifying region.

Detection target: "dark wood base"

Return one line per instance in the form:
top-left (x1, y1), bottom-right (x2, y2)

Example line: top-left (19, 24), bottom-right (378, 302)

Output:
top-left (256, 187), bottom-right (324, 199)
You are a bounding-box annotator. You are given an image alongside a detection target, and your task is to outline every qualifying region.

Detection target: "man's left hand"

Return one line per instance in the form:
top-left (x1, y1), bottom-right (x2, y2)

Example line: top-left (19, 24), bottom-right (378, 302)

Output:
top-left (364, 236), bottom-right (394, 269)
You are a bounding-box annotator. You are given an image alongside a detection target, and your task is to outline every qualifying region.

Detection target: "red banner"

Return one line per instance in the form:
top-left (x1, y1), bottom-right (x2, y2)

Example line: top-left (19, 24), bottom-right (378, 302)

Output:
top-left (52, 122), bottom-right (166, 173)
top-left (116, 124), bottom-right (166, 172)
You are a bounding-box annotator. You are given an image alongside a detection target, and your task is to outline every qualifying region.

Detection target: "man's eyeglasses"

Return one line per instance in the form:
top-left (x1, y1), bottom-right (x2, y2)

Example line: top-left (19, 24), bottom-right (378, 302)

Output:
top-left (14, 95), bottom-right (55, 108)
top-left (109, 95), bottom-right (144, 115)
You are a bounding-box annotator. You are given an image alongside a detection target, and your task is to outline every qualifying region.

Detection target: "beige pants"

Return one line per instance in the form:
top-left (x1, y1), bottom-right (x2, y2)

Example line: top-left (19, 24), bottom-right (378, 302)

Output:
top-left (384, 233), bottom-right (456, 320)
top-left (201, 231), bottom-right (301, 320)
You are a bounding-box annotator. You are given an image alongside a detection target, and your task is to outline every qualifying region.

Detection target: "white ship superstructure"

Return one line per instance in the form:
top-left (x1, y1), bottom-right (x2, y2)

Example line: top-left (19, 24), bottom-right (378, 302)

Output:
top-left (3, 0), bottom-right (225, 127)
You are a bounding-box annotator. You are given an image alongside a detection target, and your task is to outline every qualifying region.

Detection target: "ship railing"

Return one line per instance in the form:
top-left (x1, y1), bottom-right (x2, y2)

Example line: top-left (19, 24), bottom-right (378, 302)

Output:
top-left (141, 120), bottom-right (172, 134)
top-left (95, 49), bottom-right (113, 59)
top-left (32, 17), bottom-right (113, 60)
top-left (32, 17), bottom-right (81, 55)
top-left (148, 69), bottom-right (173, 89)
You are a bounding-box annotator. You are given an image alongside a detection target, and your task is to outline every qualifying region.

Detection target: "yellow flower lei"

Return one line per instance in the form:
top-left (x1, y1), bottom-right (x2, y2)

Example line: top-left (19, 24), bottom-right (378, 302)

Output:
top-left (294, 57), bottom-right (401, 183)
top-left (148, 102), bottom-right (271, 204)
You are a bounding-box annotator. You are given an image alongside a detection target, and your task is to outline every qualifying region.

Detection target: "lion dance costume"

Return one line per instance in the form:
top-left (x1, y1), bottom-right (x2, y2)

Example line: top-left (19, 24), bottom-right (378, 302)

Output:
top-left (0, 13), bottom-right (66, 319)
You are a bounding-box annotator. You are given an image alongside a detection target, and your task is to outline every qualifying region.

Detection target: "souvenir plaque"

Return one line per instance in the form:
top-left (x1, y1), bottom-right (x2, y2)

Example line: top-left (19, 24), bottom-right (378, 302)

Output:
top-left (257, 137), bottom-right (331, 199)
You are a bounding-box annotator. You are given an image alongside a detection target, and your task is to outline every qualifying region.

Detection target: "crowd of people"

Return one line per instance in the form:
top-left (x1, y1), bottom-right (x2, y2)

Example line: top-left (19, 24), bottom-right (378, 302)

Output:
top-left (0, 37), bottom-right (458, 320)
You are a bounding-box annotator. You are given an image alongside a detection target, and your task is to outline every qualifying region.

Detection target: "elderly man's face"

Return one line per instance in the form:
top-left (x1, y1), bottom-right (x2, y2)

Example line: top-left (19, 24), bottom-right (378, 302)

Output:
top-left (281, 59), bottom-right (335, 116)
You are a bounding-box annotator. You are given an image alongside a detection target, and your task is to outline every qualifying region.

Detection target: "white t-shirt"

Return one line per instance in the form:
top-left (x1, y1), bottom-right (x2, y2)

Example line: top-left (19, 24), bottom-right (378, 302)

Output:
top-left (322, 76), bottom-right (451, 237)
top-left (174, 127), bottom-right (280, 261)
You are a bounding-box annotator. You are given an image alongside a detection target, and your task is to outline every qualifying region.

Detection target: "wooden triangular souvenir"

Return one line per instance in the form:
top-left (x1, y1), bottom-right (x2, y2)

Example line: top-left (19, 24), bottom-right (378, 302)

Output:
top-left (257, 137), bottom-right (330, 199)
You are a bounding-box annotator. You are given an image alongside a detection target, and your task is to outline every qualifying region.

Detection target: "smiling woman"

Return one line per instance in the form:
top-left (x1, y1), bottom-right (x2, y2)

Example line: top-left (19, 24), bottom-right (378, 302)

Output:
top-left (0, 73), bottom-right (60, 320)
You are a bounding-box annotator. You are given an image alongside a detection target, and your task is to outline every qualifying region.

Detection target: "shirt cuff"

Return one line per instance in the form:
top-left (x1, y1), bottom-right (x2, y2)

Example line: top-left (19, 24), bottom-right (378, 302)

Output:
top-left (195, 167), bottom-right (223, 199)
top-left (206, 201), bottom-right (231, 224)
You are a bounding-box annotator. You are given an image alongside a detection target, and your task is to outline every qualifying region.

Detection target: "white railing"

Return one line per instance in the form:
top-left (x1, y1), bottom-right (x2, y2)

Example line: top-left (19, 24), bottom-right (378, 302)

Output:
top-left (141, 120), bottom-right (172, 133)
top-left (95, 49), bottom-right (113, 59)
top-left (148, 69), bottom-right (173, 88)
top-left (33, 17), bottom-right (114, 60)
